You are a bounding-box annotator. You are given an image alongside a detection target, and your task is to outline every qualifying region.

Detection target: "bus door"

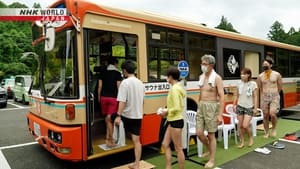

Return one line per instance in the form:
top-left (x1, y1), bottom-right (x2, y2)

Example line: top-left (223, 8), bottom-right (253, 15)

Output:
top-left (85, 28), bottom-right (138, 157)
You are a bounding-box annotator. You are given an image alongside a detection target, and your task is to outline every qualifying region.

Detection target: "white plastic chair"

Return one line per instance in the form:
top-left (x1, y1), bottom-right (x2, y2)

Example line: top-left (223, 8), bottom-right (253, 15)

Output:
top-left (225, 104), bottom-right (238, 125)
top-left (217, 112), bottom-right (238, 149)
top-left (185, 110), bottom-right (206, 156)
top-left (186, 110), bottom-right (197, 153)
top-left (251, 108), bottom-right (263, 136)
top-left (196, 112), bottom-right (237, 157)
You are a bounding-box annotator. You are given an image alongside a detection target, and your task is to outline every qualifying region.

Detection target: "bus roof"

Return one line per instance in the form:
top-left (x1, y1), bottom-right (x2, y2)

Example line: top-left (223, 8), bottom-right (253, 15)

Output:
top-left (55, 0), bottom-right (300, 52)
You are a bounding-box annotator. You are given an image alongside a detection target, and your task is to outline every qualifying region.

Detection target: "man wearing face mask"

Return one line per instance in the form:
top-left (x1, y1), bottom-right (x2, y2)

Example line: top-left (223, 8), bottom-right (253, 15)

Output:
top-left (257, 57), bottom-right (282, 138)
top-left (196, 54), bottom-right (224, 168)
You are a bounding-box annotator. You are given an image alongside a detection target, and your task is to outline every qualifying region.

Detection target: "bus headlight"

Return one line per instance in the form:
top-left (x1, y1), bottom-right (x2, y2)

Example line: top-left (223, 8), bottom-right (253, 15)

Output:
top-left (57, 147), bottom-right (71, 154)
top-left (48, 130), bottom-right (62, 144)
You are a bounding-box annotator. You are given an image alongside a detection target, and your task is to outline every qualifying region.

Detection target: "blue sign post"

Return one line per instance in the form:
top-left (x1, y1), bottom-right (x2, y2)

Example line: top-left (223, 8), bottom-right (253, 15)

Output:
top-left (178, 60), bottom-right (189, 78)
top-left (177, 60), bottom-right (189, 150)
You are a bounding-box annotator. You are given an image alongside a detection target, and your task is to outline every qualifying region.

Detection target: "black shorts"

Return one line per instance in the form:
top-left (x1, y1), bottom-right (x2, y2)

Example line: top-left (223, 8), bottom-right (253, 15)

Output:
top-left (168, 119), bottom-right (184, 129)
top-left (121, 116), bottom-right (142, 136)
top-left (236, 105), bottom-right (254, 116)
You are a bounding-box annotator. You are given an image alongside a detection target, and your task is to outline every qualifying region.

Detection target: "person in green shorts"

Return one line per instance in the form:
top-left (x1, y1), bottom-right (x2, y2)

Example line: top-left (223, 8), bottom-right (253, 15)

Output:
top-left (196, 54), bottom-right (224, 168)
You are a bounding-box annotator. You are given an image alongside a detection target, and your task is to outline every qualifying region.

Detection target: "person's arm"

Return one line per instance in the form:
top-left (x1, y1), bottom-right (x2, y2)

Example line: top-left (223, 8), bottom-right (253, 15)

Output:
top-left (256, 76), bottom-right (262, 93)
top-left (115, 101), bottom-right (125, 125)
top-left (198, 90), bottom-right (201, 102)
top-left (253, 87), bottom-right (258, 115)
top-left (216, 76), bottom-right (224, 124)
top-left (115, 82), bottom-right (126, 125)
top-left (233, 88), bottom-right (239, 112)
top-left (117, 81), bottom-right (121, 89)
top-left (167, 87), bottom-right (182, 117)
top-left (277, 73), bottom-right (283, 93)
top-left (98, 80), bottom-right (103, 101)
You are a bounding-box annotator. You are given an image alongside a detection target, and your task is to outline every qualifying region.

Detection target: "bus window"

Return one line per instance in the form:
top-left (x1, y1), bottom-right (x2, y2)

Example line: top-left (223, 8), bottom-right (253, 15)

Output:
top-left (86, 29), bottom-right (138, 97)
top-left (188, 49), bottom-right (214, 80)
top-left (187, 33), bottom-right (216, 80)
top-left (149, 47), bottom-right (183, 81)
top-left (277, 49), bottom-right (289, 76)
top-left (33, 30), bottom-right (79, 98)
top-left (291, 52), bottom-right (300, 77)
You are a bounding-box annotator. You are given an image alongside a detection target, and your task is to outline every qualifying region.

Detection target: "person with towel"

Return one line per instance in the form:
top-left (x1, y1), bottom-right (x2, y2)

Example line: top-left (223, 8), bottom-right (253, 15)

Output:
top-left (196, 54), bottom-right (224, 168)
top-left (233, 67), bottom-right (258, 148)
top-left (114, 60), bottom-right (144, 169)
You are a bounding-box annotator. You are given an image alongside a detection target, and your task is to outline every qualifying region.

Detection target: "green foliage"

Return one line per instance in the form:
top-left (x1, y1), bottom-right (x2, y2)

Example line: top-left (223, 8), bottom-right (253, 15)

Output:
top-left (8, 2), bottom-right (27, 8)
top-left (33, 3), bottom-right (41, 8)
top-left (267, 21), bottom-right (300, 46)
top-left (215, 16), bottom-right (239, 33)
top-left (0, 1), bottom-right (7, 8)
top-left (267, 21), bottom-right (288, 42)
top-left (0, 1), bottom-right (35, 79)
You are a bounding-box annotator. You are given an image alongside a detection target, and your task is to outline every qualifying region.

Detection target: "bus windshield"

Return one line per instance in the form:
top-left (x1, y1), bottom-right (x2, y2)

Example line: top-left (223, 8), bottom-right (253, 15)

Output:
top-left (33, 29), bottom-right (78, 99)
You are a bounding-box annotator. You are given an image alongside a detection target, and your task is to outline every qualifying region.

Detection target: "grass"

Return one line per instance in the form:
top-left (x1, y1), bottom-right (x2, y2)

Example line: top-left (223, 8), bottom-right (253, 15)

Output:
top-left (144, 118), bottom-right (300, 168)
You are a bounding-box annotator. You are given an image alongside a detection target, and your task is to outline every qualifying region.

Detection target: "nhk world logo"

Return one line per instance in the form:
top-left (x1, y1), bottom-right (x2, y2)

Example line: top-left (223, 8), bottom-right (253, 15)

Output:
top-left (0, 8), bottom-right (69, 21)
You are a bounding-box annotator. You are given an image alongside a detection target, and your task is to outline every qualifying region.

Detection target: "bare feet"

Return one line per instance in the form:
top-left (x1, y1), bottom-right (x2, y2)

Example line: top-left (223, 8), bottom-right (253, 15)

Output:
top-left (237, 143), bottom-right (244, 148)
top-left (105, 139), bottom-right (116, 148)
top-left (263, 133), bottom-right (269, 138)
top-left (271, 129), bottom-right (277, 137)
top-left (200, 152), bottom-right (210, 158)
top-left (248, 138), bottom-right (253, 147)
top-left (204, 161), bottom-right (214, 168)
top-left (128, 162), bottom-right (139, 169)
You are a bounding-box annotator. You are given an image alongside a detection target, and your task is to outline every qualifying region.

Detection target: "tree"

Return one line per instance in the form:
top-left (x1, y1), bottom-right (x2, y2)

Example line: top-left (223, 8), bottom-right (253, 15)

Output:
top-left (0, 1), bottom-right (7, 8)
top-left (0, 1), bottom-right (34, 79)
top-left (285, 31), bottom-right (300, 46)
top-left (215, 16), bottom-right (239, 33)
top-left (33, 2), bottom-right (41, 8)
top-left (267, 21), bottom-right (288, 42)
top-left (288, 27), bottom-right (296, 36)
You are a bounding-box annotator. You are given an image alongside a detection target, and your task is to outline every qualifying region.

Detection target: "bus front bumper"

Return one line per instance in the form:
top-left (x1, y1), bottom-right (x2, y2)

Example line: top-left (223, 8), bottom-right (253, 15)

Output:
top-left (27, 113), bottom-right (83, 161)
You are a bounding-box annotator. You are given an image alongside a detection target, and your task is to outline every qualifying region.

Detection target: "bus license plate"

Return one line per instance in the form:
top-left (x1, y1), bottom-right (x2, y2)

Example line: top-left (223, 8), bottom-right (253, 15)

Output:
top-left (33, 122), bottom-right (41, 137)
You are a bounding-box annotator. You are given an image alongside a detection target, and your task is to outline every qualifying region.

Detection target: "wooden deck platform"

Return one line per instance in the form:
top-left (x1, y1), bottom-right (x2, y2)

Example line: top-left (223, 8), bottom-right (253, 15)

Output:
top-left (112, 160), bottom-right (155, 169)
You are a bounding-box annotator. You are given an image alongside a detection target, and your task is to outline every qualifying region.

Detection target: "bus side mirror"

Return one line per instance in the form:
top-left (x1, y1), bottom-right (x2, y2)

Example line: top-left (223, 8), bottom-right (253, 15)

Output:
top-left (45, 27), bottom-right (55, 52)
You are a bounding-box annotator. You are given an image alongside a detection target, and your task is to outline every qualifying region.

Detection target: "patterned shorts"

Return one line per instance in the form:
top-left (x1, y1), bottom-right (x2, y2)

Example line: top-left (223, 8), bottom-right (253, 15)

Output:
top-left (196, 101), bottom-right (219, 133)
top-left (261, 93), bottom-right (280, 113)
top-left (236, 105), bottom-right (253, 116)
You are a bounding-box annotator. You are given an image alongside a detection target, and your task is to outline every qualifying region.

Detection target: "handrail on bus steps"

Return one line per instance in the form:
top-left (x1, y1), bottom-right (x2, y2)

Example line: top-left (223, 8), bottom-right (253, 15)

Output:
top-left (90, 92), bottom-right (95, 126)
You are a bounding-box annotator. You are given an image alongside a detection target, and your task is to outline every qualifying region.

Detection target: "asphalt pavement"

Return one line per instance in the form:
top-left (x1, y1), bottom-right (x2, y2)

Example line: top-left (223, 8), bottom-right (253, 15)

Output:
top-left (0, 100), bottom-right (160, 169)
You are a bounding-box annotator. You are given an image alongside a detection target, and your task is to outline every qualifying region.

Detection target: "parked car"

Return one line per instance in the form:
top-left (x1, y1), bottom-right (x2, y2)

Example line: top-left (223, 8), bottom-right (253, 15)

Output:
top-left (14, 75), bottom-right (33, 105)
top-left (1, 78), bottom-right (15, 99)
top-left (0, 87), bottom-right (8, 108)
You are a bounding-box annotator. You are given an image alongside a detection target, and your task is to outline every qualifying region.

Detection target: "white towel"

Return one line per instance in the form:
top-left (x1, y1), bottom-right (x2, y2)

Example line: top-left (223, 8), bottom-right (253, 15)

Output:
top-left (113, 121), bottom-right (126, 146)
top-left (238, 81), bottom-right (254, 96)
top-left (198, 69), bottom-right (217, 87)
top-left (107, 64), bottom-right (119, 71)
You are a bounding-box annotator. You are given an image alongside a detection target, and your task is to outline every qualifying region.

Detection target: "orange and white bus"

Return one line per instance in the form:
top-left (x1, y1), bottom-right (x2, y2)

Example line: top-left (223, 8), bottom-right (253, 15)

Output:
top-left (27, 0), bottom-right (300, 161)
